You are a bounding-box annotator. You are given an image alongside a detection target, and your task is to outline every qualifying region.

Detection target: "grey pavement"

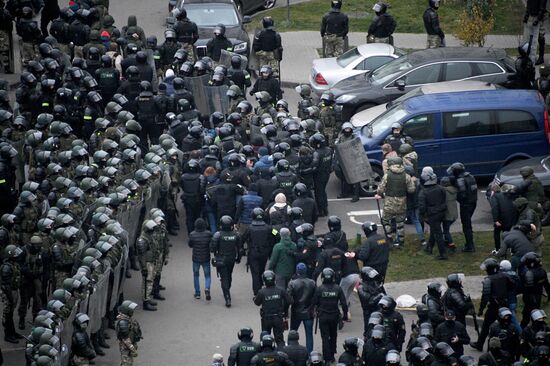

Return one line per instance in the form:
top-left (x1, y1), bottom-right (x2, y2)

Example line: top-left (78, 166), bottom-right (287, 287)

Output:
top-left (279, 31), bottom-right (522, 85)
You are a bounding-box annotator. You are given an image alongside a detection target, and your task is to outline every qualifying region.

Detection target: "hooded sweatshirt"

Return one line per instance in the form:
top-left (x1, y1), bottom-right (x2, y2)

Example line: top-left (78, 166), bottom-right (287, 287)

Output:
top-left (269, 231), bottom-right (297, 278)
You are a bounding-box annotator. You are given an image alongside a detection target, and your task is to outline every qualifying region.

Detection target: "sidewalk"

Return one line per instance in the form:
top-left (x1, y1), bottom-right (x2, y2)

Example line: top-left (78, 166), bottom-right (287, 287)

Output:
top-left (280, 31), bottom-right (520, 86)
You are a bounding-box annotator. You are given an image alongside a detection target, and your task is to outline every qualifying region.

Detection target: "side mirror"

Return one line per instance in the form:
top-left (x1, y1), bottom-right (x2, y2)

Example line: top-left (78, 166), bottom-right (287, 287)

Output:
top-left (243, 16), bottom-right (251, 24)
top-left (395, 78), bottom-right (406, 91)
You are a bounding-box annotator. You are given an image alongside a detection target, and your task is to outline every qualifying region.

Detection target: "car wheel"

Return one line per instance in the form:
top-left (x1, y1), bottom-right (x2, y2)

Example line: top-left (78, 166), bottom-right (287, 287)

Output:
top-left (359, 165), bottom-right (383, 197)
top-left (264, 0), bottom-right (276, 9)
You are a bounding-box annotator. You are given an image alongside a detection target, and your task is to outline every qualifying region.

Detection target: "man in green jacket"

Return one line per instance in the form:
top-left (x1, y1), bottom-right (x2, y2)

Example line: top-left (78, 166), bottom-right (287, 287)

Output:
top-left (268, 228), bottom-right (297, 289)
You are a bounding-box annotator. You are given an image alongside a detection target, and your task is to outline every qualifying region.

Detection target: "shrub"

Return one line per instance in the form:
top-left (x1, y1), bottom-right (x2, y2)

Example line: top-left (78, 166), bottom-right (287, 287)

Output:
top-left (455, 0), bottom-right (495, 46)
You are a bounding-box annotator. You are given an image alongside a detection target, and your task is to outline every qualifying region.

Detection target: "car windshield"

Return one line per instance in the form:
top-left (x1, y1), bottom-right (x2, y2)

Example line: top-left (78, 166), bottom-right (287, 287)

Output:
top-left (363, 105), bottom-right (409, 138)
top-left (369, 56), bottom-right (413, 85)
top-left (184, 3), bottom-right (239, 27)
top-left (336, 48), bottom-right (361, 68)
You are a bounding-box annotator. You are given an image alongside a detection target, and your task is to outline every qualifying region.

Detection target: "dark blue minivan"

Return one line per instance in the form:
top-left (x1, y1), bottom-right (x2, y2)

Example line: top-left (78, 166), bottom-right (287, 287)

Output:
top-left (357, 89), bottom-right (550, 194)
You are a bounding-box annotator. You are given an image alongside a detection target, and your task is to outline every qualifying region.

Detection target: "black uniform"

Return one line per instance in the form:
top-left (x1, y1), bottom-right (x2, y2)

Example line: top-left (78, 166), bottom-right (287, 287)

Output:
top-left (434, 320), bottom-right (470, 357)
top-left (368, 13), bottom-right (396, 39)
top-left (173, 17), bottom-right (198, 46)
top-left (180, 171), bottom-right (206, 234)
top-left (312, 282), bottom-right (348, 362)
top-left (320, 8), bottom-right (349, 37)
top-left (210, 229), bottom-right (242, 302)
top-left (312, 145), bottom-right (332, 217)
top-left (423, 6), bottom-right (445, 39)
top-left (357, 280), bottom-right (385, 337)
top-left (418, 181), bottom-right (447, 259)
top-left (313, 245), bottom-right (344, 283)
top-left (210, 182), bottom-right (246, 221)
top-left (442, 286), bottom-right (472, 327)
top-left (254, 284), bottom-right (292, 349)
top-left (250, 348), bottom-right (293, 366)
top-left (357, 232), bottom-right (390, 280)
top-left (243, 220), bottom-right (276, 295)
top-left (228, 338), bottom-right (260, 366)
top-left (281, 334), bottom-right (308, 366)
top-left (455, 171), bottom-right (478, 251)
top-left (520, 261), bottom-right (550, 328)
top-left (206, 34), bottom-right (232, 62)
top-left (292, 196), bottom-right (318, 226)
top-left (250, 77), bottom-right (282, 103)
top-left (95, 66), bottom-right (120, 103)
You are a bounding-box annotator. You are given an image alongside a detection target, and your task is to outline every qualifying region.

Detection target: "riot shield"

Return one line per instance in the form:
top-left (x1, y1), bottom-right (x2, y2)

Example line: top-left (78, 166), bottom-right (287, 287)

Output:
top-left (219, 50), bottom-right (248, 70)
top-left (59, 306), bottom-right (78, 366)
top-left (87, 270), bottom-right (111, 333)
top-left (183, 74), bottom-right (210, 116)
top-left (204, 84), bottom-right (230, 116)
top-left (108, 247), bottom-right (127, 310)
top-left (334, 137), bottom-right (373, 184)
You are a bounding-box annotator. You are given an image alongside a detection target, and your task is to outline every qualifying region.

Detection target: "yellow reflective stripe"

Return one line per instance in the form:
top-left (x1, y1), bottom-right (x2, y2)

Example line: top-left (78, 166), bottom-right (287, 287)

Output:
top-left (271, 229), bottom-right (278, 235)
top-left (245, 74), bottom-right (250, 79)
top-left (83, 116), bottom-right (92, 120)
top-left (41, 102), bottom-right (50, 107)
top-left (0, 179), bottom-right (5, 184)
top-left (226, 47), bottom-right (233, 50)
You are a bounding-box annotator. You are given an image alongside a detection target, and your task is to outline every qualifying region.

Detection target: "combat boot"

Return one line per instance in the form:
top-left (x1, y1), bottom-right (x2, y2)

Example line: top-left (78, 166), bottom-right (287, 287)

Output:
top-left (205, 289), bottom-right (211, 301)
top-left (143, 301), bottom-right (157, 311)
top-left (537, 36), bottom-right (546, 65)
top-left (148, 299), bottom-right (158, 306)
top-left (4, 318), bottom-right (18, 344)
top-left (18, 317), bottom-right (25, 330)
top-left (153, 278), bottom-right (166, 300)
top-left (92, 333), bottom-right (105, 356)
top-left (98, 323), bottom-right (110, 348)
top-left (125, 267), bottom-right (132, 278)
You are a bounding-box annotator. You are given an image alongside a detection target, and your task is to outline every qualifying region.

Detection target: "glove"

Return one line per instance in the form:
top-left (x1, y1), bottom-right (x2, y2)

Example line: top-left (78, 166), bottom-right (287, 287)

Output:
top-left (130, 350), bottom-right (138, 358)
top-left (249, 90), bottom-right (254, 96)
top-left (478, 310), bottom-right (484, 317)
top-left (534, 19), bottom-right (540, 26)
top-left (524, 13), bottom-right (530, 23)
top-left (235, 257), bottom-right (241, 264)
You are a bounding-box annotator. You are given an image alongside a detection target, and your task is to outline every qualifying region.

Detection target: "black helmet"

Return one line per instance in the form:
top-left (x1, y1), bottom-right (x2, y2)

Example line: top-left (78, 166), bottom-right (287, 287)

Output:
top-left (522, 252), bottom-right (541, 268)
top-left (252, 207), bottom-right (265, 221)
top-left (309, 351), bottom-right (324, 365)
top-left (331, 0), bottom-right (342, 9)
top-left (140, 80), bottom-right (152, 92)
top-left (126, 65), bottom-right (140, 78)
top-left (237, 327), bottom-right (253, 340)
top-left (298, 223), bottom-right (314, 237)
top-left (262, 270), bottom-right (276, 286)
top-left (210, 111), bottom-right (225, 127)
top-left (136, 51), bottom-right (148, 64)
top-left (262, 16), bottom-right (274, 28)
top-left (429, 0), bottom-right (441, 9)
top-left (343, 337), bottom-right (360, 352)
top-left (362, 221), bottom-right (377, 236)
top-left (446, 273), bottom-right (463, 288)
top-left (276, 159), bottom-right (290, 172)
top-left (435, 342), bottom-right (454, 358)
top-left (220, 215), bottom-right (233, 231)
top-left (230, 55), bottom-right (242, 69)
top-left (293, 182), bottom-right (308, 197)
top-left (321, 267), bottom-right (335, 283)
top-left (446, 162), bottom-right (465, 177)
top-left (481, 257), bottom-right (499, 274)
top-left (260, 334), bottom-right (275, 350)
top-left (427, 282), bottom-right (443, 297)
top-left (290, 207), bottom-right (303, 221)
top-left (214, 23), bottom-right (226, 36)
top-left (360, 266), bottom-right (380, 281)
top-left (327, 216), bottom-right (341, 231)
top-left (378, 295), bottom-right (396, 313)
top-left (185, 159), bottom-right (200, 173)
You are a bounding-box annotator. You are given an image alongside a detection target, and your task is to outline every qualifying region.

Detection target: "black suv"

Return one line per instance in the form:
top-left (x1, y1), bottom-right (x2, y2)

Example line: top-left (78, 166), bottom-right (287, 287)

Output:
top-left (331, 47), bottom-right (517, 122)
top-left (167, 0), bottom-right (253, 59)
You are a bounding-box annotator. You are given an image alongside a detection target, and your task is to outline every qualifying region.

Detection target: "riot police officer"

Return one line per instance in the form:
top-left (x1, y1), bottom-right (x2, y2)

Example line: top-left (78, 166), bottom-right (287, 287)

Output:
top-left (228, 327), bottom-right (260, 366)
top-left (1, 244), bottom-right (22, 343)
top-left (254, 270), bottom-right (292, 349)
top-left (95, 55), bottom-right (120, 103)
top-left (447, 162), bottom-right (478, 252)
top-left (250, 334), bottom-right (293, 366)
top-left (115, 300), bottom-right (142, 366)
top-left (173, 8), bottom-right (199, 59)
top-left (71, 313), bottom-right (96, 365)
top-left (242, 208), bottom-right (276, 296)
top-left (379, 295), bottom-right (406, 352)
top-left (312, 267), bottom-right (349, 363)
top-left (519, 252), bottom-right (550, 327)
top-left (136, 220), bottom-right (159, 311)
top-left (320, 0), bottom-right (349, 57)
top-left (367, 2), bottom-right (396, 44)
top-left (309, 133), bottom-right (332, 217)
top-left (357, 221), bottom-right (390, 280)
top-left (471, 258), bottom-right (513, 351)
top-left (441, 273), bottom-right (473, 327)
top-left (423, 0), bottom-right (445, 48)
top-left (357, 266), bottom-right (385, 338)
top-left (338, 337), bottom-right (364, 365)
top-left (16, 7), bottom-right (42, 65)
top-left (210, 215), bottom-right (242, 307)
top-left (228, 56), bottom-right (251, 94)
top-left (207, 24), bottom-right (232, 62)
top-left (253, 17), bottom-right (283, 77)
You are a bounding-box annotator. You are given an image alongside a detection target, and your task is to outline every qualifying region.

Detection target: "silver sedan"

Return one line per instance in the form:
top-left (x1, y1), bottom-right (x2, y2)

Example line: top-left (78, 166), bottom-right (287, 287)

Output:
top-left (309, 43), bottom-right (405, 96)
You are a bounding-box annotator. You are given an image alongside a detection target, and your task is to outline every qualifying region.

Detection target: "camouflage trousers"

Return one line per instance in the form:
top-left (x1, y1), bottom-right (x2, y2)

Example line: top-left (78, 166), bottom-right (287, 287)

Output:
top-left (18, 277), bottom-right (42, 320)
top-left (141, 261), bottom-right (154, 302)
top-left (381, 196), bottom-right (407, 244)
top-left (73, 355), bottom-right (91, 366)
top-left (323, 34), bottom-right (345, 57)
top-left (154, 252), bottom-right (164, 279)
top-left (119, 345), bottom-right (135, 366)
top-left (1, 289), bottom-right (19, 325)
top-left (178, 42), bottom-right (195, 62)
top-left (426, 34), bottom-right (442, 49)
top-left (20, 41), bottom-right (36, 66)
top-left (74, 45), bottom-right (84, 59)
top-left (256, 50), bottom-right (279, 77)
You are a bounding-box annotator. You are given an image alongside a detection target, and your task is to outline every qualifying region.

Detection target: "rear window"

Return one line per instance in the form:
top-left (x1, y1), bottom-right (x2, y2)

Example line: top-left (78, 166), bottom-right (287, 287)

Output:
top-left (357, 56), bottom-right (395, 71)
top-left (443, 110), bottom-right (493, 138)
top-left (337, 48), bottom-right (361, 68)
top-left (496, 110), bottom-right (539, 134)
top-left (475, 62), bottom-right (504, 75)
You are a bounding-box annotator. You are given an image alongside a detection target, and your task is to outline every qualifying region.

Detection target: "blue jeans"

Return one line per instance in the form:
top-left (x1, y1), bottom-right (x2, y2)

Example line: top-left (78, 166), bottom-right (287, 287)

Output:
top-left (443, 220), bottom-right (455, 244)
top-left (411, 208), bottom-right (424, 241)
top-left (204, 203), bottom-right (217, 233)
top-left (509, 300), bottom-right (522, 334)
top-left (290, 317), bottom-right (314, 353)
top-left (193, 261), bottom-right (211, 295)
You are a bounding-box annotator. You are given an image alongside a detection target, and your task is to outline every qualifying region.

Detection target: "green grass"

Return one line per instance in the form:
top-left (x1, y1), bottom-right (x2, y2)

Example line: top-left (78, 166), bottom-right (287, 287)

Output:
top-left (348, 229), bottom-right (550, 283)
top-left (250, 0), bottom-right (523, 35)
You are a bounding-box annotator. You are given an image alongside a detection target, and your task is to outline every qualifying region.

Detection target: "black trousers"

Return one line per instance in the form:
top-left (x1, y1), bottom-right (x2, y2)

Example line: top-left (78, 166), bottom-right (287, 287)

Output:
top-left (460, 202), bottom-right (477, 249)
top-left (314, 174), bottom-right (329, 214)
top-left (184, 200), bottom-right (202, 234)
top-left (249, 255), bottom-right (268, 296)
top-left (219, 260), bottom-right (235, 299)
top-left (427, 215), bottom-right (446, 257)
top-left (319, 314), bottom-right (339, 362)
top-left (478, 304), bottom-right (499, 348)
top-left (262, 315), bottom-right (285, 349)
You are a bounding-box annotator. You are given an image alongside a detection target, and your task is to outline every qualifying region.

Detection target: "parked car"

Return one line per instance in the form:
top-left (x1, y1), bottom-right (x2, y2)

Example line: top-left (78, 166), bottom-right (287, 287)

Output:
top-left (167, 0), bottom-right (252, 59)
top-left (309, 43), bottom-right (405, 96)
top-left (350, 80), bottom-right (500, 128)
top-left (331, 47), bottom-right (516, 122)
top-left (354, 89), bottom-right (548, 195)
top-left (170, 0), bottom-right (272, 16)
top-left (493, 156), bottom-right (550, 192)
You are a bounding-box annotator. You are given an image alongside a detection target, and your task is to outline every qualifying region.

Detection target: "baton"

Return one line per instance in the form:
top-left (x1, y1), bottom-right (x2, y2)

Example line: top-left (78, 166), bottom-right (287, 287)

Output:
top-left (314, 314), bottom-right (319, 334)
